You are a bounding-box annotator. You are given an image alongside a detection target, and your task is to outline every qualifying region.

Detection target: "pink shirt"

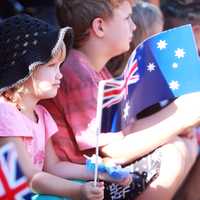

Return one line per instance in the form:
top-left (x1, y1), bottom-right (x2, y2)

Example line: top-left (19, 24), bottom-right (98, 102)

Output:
top-left (0, 101), bottom-right (57, 170)
top-left (42, 49), bottom-right (123, 164)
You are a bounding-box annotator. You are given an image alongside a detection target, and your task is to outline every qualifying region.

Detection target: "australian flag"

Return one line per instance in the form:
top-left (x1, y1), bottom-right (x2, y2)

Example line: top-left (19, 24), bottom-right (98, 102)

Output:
top-left (101, 25), bottom-right (200, 133)
top-left (0, 143), bottom-right (33, 200)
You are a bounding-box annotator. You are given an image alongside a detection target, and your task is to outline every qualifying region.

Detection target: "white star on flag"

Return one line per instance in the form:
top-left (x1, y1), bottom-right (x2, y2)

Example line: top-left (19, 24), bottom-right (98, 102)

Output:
top-left (147, 63), bottom-right (156, 72)
top-left (123, 102), bottom-right (130, 119)
top-left (169, 80), bottom-right (180, 90)
top-left (175, 48), bottom-right (185, 59)
top-left (157, 40), bottom-right (167, 50)
top-left (172, 62), bottom-right (178, 68)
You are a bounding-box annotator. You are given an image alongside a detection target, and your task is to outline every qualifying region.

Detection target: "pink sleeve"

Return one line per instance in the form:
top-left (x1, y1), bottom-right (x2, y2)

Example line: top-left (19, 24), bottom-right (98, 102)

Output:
top-left (36, 105), bottom-right (58, 141)
top-left (0, 102), bottom-right (32, 137)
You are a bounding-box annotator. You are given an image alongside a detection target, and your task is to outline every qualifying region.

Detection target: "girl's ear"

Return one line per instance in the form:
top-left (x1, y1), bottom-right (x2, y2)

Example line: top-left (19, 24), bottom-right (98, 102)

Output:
top-left (91, 17), bottom-right (105, 38)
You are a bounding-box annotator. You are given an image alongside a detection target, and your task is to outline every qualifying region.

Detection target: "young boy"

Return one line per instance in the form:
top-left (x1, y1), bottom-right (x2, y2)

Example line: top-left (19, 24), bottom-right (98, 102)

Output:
top-left (42, 0), bottom-right (200, 199)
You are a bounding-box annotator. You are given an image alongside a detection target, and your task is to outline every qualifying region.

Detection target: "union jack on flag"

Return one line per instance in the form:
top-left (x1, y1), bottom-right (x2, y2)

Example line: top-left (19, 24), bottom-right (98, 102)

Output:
top-left (0, 143), bottom-right (33, 200)
top-left (103, 51), bottom-right (140, 109)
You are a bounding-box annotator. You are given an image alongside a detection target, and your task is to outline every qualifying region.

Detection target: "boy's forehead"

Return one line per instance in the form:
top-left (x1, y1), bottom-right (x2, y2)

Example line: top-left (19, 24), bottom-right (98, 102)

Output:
top-left (114, 1), bottom-right (132, 13)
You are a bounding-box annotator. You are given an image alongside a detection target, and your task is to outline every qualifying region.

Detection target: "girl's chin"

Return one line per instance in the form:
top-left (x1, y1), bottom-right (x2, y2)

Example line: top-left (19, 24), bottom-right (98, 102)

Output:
top-left (41, 91), bottom-right (58, 99)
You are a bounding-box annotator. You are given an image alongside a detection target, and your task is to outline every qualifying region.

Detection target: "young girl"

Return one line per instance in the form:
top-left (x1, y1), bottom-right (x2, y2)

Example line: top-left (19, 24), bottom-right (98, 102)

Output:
top-left (0, 14), bottom-right (105, 200)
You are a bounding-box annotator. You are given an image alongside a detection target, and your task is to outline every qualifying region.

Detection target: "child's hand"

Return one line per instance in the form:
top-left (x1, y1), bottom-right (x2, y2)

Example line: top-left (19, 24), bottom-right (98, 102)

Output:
top-left (81, 181), bottom-right (104, 200)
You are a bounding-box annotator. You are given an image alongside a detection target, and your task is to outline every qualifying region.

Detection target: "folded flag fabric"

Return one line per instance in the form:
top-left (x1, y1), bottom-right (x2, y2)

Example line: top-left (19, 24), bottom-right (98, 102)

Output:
top-left (85, 155), bottom-right (130, 180)
top-left (101, 24), bottom-right (200, 132)
top-left (0, 143), bottom-right (33, 200)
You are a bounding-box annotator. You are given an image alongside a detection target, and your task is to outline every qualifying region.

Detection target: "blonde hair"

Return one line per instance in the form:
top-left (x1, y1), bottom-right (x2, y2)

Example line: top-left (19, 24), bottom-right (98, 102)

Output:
top-left (2, 85), bottom-right (25, 110)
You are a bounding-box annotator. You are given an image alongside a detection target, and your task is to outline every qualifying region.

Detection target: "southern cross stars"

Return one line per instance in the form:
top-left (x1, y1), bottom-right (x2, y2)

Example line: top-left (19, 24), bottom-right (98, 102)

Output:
top-left (169, 80), bottom-right (180, 90)
top-left (157, 39), bottom-right (186, 60)
top-left (175, 48), bottom-right (185, 59)
top-left (172, 62), bottom-right (178, 69)
top-left (157, 40), bottom-right (167, 50)
top-left (155, 39), bottom-right (185, 91)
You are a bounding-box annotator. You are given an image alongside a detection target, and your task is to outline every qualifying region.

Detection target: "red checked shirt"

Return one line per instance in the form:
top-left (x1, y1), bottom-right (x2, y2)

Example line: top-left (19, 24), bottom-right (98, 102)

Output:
top-left (41, 49), bottom-right (123, 164)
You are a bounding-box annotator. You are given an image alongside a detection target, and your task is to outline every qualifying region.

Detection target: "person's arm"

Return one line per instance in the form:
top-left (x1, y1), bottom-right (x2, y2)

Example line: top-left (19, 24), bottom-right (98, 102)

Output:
top-left (101, 92), bottom-right (200, 164)
top-left (44, 138), bottom-right (132, 186)
top-left (0, 137), bottom-right (103, 200)
top-left (44, 138), bottom-right (94, 180)
top-left (31, 173), bottom-right (104, 200)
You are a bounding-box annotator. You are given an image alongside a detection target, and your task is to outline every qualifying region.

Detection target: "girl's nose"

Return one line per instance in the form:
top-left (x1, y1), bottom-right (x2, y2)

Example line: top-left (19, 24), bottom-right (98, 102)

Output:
top-left (58, 71), bottom-right (63, 80)
top-left (56, 67), bottom-right (63, 80)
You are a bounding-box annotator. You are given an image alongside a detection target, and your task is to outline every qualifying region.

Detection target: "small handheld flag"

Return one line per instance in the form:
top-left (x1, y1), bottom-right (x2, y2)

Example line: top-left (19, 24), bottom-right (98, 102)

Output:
top-left (0, 143), bottom-right (32, 200)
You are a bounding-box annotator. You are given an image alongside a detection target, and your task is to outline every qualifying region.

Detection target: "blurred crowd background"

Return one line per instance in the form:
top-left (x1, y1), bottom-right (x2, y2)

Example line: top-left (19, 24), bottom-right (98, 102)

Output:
top-left (1, 0), bottom-right (199, 30)
top-left (0, 0), bottom-right (57, 25)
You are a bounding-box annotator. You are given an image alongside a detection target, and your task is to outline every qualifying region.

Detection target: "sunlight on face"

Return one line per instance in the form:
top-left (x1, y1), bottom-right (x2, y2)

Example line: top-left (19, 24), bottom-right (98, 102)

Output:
top-left (32, 43), bottom-right (66, 99)
top-left (37, 81), bottom-right (53, 92)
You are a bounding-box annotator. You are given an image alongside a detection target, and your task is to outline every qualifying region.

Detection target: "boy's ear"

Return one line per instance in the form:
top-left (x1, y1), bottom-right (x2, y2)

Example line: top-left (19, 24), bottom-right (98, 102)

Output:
top-left (91, 18), bottom-right (105, 37)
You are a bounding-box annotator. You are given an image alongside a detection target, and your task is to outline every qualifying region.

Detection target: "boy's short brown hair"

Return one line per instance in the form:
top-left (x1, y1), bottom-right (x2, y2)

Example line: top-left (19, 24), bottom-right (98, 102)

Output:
top-left (56, 0), bottom-right (133, 48)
